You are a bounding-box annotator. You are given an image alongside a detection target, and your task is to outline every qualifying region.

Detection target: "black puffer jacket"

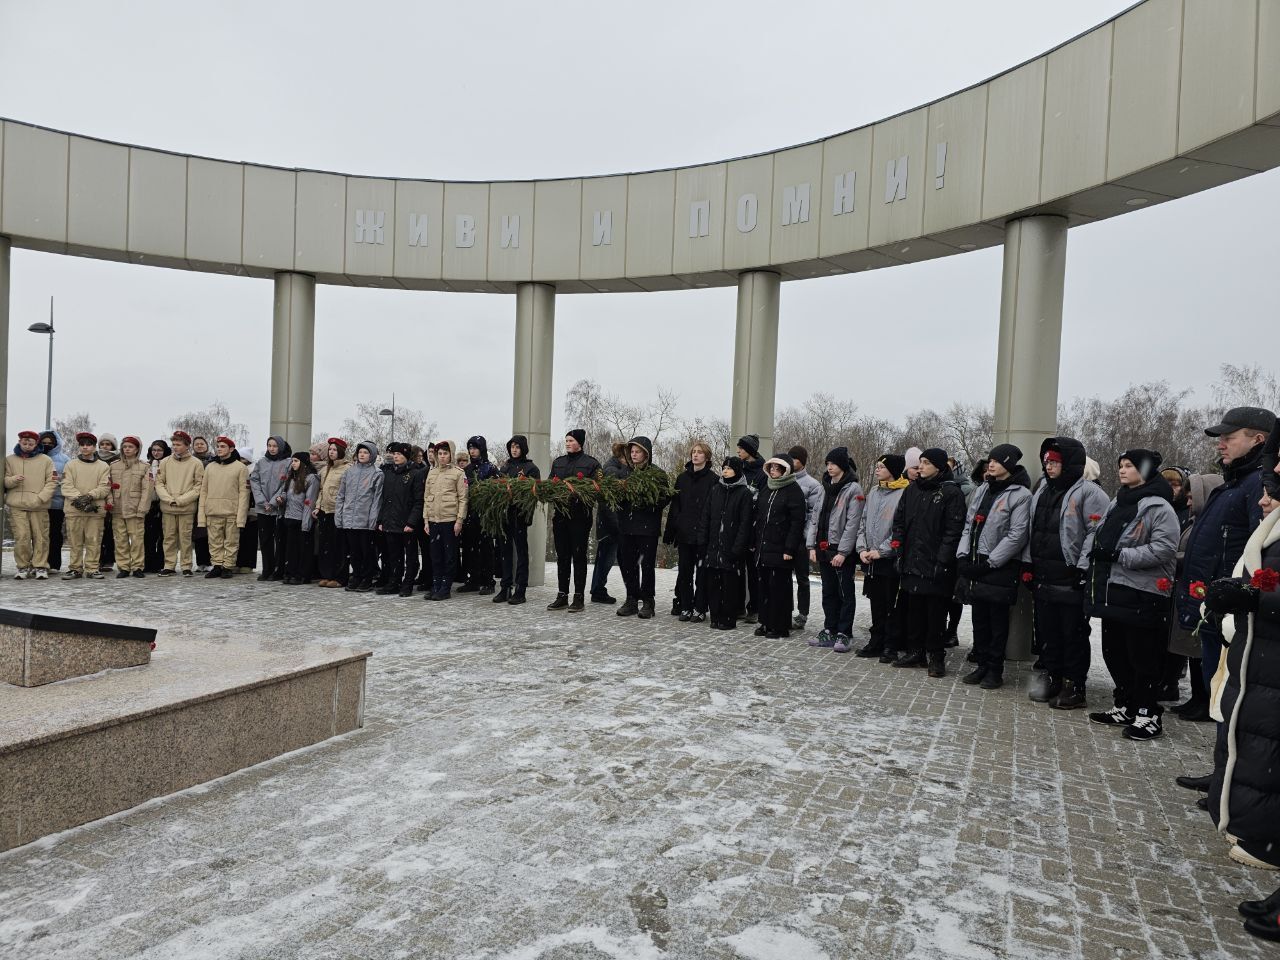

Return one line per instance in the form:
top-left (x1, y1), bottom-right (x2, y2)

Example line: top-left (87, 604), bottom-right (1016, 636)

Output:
top-left (753, 477), bottom-right (806, 568)
top-left (664, 461), bottom-right (717, 545)
top-left (892, 468), bottom-right (967, 597)
top-left (550, 447), bottom-right (602, 522)
top-left (698, 477), bottom-right (755, 570)
top-left (378, 462), bottom-right (425, 531)
top-left (596, 452), bottom-right (628, 537)
top-left (617, 436), bottom-right (671, 538)
top-left (501, 435), bottom-right (541, 526)
top-left (1210, 523), bottom-right (1280, 850)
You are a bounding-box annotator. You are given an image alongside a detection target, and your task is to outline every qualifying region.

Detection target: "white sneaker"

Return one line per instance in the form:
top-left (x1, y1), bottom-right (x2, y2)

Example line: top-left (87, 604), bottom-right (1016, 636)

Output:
top-left (1230, 844), bottom-right (1280, 870)
top-left (34, 568), bottom-right (48, 580)
top-left (12, 568), bottom-right (30, 580)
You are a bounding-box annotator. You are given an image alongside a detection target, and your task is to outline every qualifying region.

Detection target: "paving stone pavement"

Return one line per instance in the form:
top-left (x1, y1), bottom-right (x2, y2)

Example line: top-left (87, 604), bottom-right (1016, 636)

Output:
top-left (0, 566), bottom-right (1270, 959)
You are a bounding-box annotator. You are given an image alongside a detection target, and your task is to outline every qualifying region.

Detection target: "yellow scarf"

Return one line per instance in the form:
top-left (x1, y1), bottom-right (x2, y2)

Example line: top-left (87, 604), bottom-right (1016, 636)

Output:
top-left (880, 476), bottom-right (910, 491)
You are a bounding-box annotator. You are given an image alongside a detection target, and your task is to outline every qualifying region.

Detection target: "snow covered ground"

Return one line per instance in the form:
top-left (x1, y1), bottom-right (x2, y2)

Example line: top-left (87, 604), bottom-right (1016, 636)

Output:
top-left (0, 568), bottom-right (1265, 959)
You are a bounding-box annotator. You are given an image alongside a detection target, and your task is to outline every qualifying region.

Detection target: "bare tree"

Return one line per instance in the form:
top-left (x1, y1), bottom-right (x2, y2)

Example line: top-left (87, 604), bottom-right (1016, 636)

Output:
top-left (54, 412), bottom-right (96, 453)
top-left (168, 401), bottom-right (249, 447)
top-left (1212, 363), bottom-right (1280, 412)
top-left (339, 401), bottom-right (438, 453)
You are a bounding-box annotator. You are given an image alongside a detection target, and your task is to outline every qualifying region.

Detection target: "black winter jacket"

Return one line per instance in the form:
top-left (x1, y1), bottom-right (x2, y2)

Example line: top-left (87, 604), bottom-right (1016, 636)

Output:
top-left (753, 481), bottom-right (806, 568)
top-left (595, 456), bottom-right (628, 537)
top-left (617, 463), bottom-right (671, 538)
top-left (665, 462), bottom-right (717, 545)
top-left (698, 479), bottom-right (755, 570)
top-left (892, 470), bottom-right (967, 597)
top-left (500, 435), bottom-right (541, 528)
top-left (379, 463), bottom-right (425, 531)
top-left (550, 449), bottom-right (601, 523)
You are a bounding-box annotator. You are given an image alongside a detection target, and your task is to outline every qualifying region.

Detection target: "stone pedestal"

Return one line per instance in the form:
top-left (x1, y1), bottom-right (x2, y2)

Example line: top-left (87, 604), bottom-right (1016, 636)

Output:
top-left (0, 609), bottom-right (154, 686)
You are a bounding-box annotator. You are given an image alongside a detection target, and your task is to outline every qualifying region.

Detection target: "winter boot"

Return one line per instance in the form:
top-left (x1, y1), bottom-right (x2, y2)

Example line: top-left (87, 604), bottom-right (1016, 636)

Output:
top-left (670, 598), bottom-right (681, 616)
top-left (856, 642), bottom-right (884, 659)
top-left (508, 589), bottom-right (526, 605)
top-left (1122, 709), bottom-right (1163, 741)
top-left (1028, 674), bottom-right (1062, 703)
top-left (591, 590), bottom-right (617, 605)
top-left (1049, 680), bottom-right (1086, 710)
top-left (979, 672), bottom-right (1003, 690)
top-left (568, 593), bottom-right (585, 613)
top-left (942, 630), bottom-right (959, 649)
top-left (638, 600), bottom-right (655, 619)
top-left (893, 650), bottom-right (927, 668)
top-left (928, 652), bottom-right (947, 678)
top-left (754, 624), bottom-right (768, 637)
top-left (965, 649), bottom-right (980, 664)
top-left (1238, 887), bottom-right (1280, 920)
top-left (375, 584), bottom-right (398, 595)
top-left (457, 581), bottom-right (479, 593)
top-left (492, 587), bottom-right (511, 603)
top-left (547, 593), bottom-right (569, 610)
top-left (616, 597), bottom-right (639, 617)
top-left (878, 648), bottom-right (898, 664)
top-left (678, 610), bottom-right (692, 622)
top-left (961, 666), bottom-right (988, 686)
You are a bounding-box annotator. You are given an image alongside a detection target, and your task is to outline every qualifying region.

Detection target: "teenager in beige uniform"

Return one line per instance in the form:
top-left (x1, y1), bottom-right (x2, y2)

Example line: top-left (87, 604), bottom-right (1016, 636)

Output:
top-left (198, 436), bottom-right (250, 579)
top-left (155, 430), bottom-right (205, 576)
top-left (4, 429), bottom-right (56, 578)
top-left (109, 436), bottom-right (150, 578)
top-left (61, 432), bottom-right (112, 579)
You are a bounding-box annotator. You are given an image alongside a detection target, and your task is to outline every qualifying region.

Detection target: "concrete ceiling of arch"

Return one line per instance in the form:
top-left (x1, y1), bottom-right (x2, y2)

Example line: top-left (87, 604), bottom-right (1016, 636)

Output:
top-left (2, 0), bottom-right (1279, 294)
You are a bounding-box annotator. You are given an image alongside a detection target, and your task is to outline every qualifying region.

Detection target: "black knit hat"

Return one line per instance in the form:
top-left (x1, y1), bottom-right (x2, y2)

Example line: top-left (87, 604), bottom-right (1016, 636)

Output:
top-left (878, 454), bottom-right (906, 480)
top-left (387, 442), bottom-right (412, 458)
top-left (920, 447), bottom-right (949, 471)
top-left (825, 446), bottom-right (853, 475)
top-left (294, 450), bottom-right (312, 466)
top-left (1119, 448), bottom-right (1163, 481)
top-left (737, 434), bottom-right (760, 459)
top-left (787, 445), bottom-right (808, 466)
top-left (986, 443), bottom-right (1022, 472)
top-left (722, 456), bottom-right (744, 478)
top-left (566, 429), bottom-right (586, 447)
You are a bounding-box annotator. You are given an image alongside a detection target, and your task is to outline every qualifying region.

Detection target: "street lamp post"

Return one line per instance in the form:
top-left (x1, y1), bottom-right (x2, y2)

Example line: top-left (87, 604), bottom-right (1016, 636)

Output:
top-left (27, 297), bottom-right (54, 429)
top-left (379, 394), bottom-right (395, 446)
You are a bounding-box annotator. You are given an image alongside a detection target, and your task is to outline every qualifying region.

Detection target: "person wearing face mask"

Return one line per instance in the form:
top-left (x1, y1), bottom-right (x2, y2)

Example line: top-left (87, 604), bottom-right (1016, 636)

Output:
top-left (751, 455), bottom-right (807, 640)
top-left (250, 435), bottom-right (293, 582)
top-left (335, 441), bottom-right (384, 593)
top-left (1203, 428), bottom-right (1280, 878)
top-left (891, 448), bottom-right (967, 677)
top-left (698, 456), bottom-right (756, 631)
top-left (856, 454), bottom-right (910, 660)
top-left (664, 441), bottom-right (717, 623)
top-left (955, 444), bottom-right (1033, 690)
top-left (5, 430), bottom-right (56, 579)
top-left (806, 447), bottom-right (864, 652)
top-left (197, 436), bottom-right (250, 579)
top-left (1081, 449), bottom-right (1180, 741)
top-left (108, 436), bottom-right (150, 579)
top-left (1022, 438), bottom-right (1110, 710)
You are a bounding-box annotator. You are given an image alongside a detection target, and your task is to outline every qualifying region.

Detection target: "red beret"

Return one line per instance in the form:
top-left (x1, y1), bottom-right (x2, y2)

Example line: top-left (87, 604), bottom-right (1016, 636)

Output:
top-left (122, 435), bottom-right (141, 450)
top-left (17, 430), bottom-right (39, 441)
top-left (216, 435), bottom-right (235, 447)
top-left (327, 437), bottom-right (348, 451)
top-left (171, 431), bottom-right (192, 445)
top-left (75, 432), bottom-right (97, 445)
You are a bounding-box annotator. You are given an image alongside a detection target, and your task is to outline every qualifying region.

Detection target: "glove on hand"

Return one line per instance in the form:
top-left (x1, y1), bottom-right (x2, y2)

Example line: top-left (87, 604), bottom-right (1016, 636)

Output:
top-left (1204, 578), bottom-right (1260, 616)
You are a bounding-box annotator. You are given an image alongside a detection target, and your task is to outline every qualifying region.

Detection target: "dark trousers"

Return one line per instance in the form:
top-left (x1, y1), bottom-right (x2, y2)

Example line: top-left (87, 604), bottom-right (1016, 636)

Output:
top-left (317, 513), bottom-right (347, 584)
top-left (142, 506), bottom-right (164, 572)
top-left (590, 531), bottom-right (618, 595)
top-left (1199, 619), bottom-right (1223, 691)
top-left (817, 559), bottom-right (857, 635)
top-left (742, 559), bottom-right (761, 614)
top-left (1101, 618), bottom-right (1168, 716)
top-left (499, 521), bottom-right (530, 592)
top-left (1035, 595), bottom-right (1091, 686)
top-left (193, 524), bottom-right (211, 567)
top-left (553, 509), bottom-right (592, 595)
top-left (970, 599), bottom-right (1013, 674)
top-left (793, 552), bottom-right (811, 618)
top-left (383, 530), bottom-right (419, 588)
top-left (619, 533), bottom-right (658, 601)
top-left (865, 573), bottom-right (904, 652)
top-left (429, 522), bottom-right (457, 591)
top-left (905, 592), bottom-right (949, 654)
top-left (462, 520), bottom-right (495, 588)
top-left (346, 529), bottom-right (378, 584)
top-left (282, 518), bottom-right (312, 580)
top-left (705, 567), bottom-right (742, 627)
top-left (47, 508), bottom-right (64, 569)
top-left (416, 527), bottom-right (432, 585)
top-left (675, 542), bottom-right (706, 613)
top-left (258, 514), bottom-right (282, 577)
top-left (758, 565), bottom-right (794, 636)
top-left (237, 519), bottom-right (258, 570)
top-left (99, 513), bottom-right (115, 569)
top-left (947, 600), bottom-right (963, 636)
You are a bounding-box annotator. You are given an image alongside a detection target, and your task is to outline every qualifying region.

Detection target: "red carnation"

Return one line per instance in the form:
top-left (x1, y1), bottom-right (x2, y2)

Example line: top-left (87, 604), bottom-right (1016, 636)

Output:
top-left (1156, 577), bottom-right (1172, 593)
top-left (111, 482), bottom-right (120, 490)
top-left (551, 476), bottom-right (561, 484)
top-left (1189, 580), bottom-right (1207, 600)
top-left (974, 514), bottom-right (986, 524)
top-left (819, 540), bottom-right (830, 550)
top-left (1021, 571), bottom-right (1033, 583)
top-left (890, 540), bottom-right (901, 549)
top-left (1088, 514), bottom-right (1102, 523)
top-left (280, 473), bottom-right (287, 480)
top-left (104, 502), bottom-right (113, 512)
top-left (150, 641), bottom-right (156, 651)
top-left (576, 471), bottom-right (584, 479)
top-left (303, 499), bottom-right (311, 506)
top-left (1251, 568), bottom-right (1280, 593)
top-left (855, 494), bottom-right (865, 501)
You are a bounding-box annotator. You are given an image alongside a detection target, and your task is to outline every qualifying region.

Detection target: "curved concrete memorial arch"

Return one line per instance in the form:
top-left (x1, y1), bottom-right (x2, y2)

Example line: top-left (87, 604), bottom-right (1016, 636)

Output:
top-left (2, 0), bottom-right (1279, 586)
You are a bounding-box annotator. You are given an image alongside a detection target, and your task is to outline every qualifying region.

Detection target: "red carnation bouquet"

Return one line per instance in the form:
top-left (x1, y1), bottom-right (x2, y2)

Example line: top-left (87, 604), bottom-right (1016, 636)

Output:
top-left (890, 540), bottom-right (901, 549)
top-left (1156, 577), bottom-right (1172, 593)
top-left (974, 514), bottom-right (986, 524)
top-left (1189, 580), bottom-right (1207, 600)
top-left (1252, 568), bottom-right (1280, 593)
top-left (1088, 514), bottom-right (1103, 523)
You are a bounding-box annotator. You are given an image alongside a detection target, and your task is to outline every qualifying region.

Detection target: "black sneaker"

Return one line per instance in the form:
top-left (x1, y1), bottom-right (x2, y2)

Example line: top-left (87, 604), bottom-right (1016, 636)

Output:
top-left (878, 649), bottom-right (898, 664)
top-left (590, 591), bottom-right (617, 605)
top-left (1049, 680), bottom-right (1085, 710)
top-left (492, 588), bottom-right (511, 603)
top-left (181, 569), bottom-right (193, 577)
top-left (457, 583), bottom-right (480, 593)
top-left (1088, 706), bottom-right (1133, 726)
top-left (132, 570), bottom-right (145, 579)
top-left (753, 625), bottom-right (767, 637)
top-left (568, 594), bottom-right (585, 613)
top-left (942, 631), bottom-right (959, 649)
top-left (961, 667), bottom-right (988, 686)
top-left (478, 584), bottom-right (495, 596)
top-left (616, 598), bottom-right (638, 617)
top-left (204, 567), bottom-right (223, 579)
top-left (742, 612), bottom-right (758, 625)
top-left (1028, 675), bottom-right (1062, 703)
top-left (115, 570), bottom-right (131, 579)
top-left (547, 593), bottom-right (569, 610)
top-left (638, 600), bottom-right (655, 619)
top-left (856, 644), bottom-right (884, 659)
top-left (1122, 711), bottom-right (1163, 741)
top-left (979, 673), bottom-right (1003, 690)
top-left (893, 651), bottom-right (926, 668)
top-left (508, 590), bottom-right (526, 605)
top-left (158, 569), bottom-right (175, 577)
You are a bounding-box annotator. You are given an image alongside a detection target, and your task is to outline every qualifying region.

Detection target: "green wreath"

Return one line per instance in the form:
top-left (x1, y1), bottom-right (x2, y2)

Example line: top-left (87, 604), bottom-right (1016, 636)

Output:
top-left (469, 468), bottom-right (672, 537)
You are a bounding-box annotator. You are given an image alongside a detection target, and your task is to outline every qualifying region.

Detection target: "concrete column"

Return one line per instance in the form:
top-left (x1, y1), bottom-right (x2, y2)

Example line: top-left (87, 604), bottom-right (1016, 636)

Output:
top-left (993, 215), bottom-right (1068, 660)
top-left (513, 282), bottom-right (555, 588)
top-left (730, 270), bottom-right (781, 457)
top-left (270, 272), bottom-right (316, 452)
top-left (0, 238), bottom-right (9, 576)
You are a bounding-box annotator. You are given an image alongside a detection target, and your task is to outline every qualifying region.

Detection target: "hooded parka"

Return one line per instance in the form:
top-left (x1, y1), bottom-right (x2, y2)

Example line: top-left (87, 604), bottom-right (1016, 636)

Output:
top-left (892, 464), bottom-right (967, 597)
top-left (753, 459), bottom-right (807, 568)
top-left (335, 442), bottom-right (384, 530)
top-left (250, 436), bottom-right (293, 517)
top-left (616, 436), bottom-right (671, 538)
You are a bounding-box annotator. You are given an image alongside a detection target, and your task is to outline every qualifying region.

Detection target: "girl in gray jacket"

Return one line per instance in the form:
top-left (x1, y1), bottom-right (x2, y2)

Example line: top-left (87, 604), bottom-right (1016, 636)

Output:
top-left (279, 451), bottom-right (320, 585)
top-left (336, 442), bottom-right (384, 592)
top-left (1080, 449), bottom-right (1180, 741)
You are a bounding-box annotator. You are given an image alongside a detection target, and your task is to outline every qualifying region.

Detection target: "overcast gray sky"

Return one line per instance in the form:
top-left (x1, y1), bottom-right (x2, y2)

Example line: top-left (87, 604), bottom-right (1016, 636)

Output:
top-left (1, 0), bottom-right (1273, 450)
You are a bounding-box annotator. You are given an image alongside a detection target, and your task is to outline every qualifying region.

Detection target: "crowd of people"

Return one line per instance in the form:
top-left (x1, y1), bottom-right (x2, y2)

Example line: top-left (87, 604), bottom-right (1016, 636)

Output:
top-left (6, 404), bottom-right (1280, 939)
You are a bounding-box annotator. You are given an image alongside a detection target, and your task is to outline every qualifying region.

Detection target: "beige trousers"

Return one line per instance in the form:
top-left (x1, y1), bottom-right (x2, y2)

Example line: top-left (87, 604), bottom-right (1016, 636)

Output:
top-left (162, 513), bottom-right (194, 571)
top-left (10, 508), bottom-right (50, 569)
top-left (66, 513), bottom-right (104, 573)
top-left (206, 518), bottom-right (241, 568)
top-left (116, 516), bottom-right (145, 572)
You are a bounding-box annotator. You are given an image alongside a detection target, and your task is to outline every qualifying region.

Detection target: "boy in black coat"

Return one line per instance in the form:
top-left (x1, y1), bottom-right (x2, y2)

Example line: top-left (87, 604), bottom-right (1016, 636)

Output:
top-left (698, 457), bottom-right (755, 630)
top-left (495, 435), bottom-right (541, 605)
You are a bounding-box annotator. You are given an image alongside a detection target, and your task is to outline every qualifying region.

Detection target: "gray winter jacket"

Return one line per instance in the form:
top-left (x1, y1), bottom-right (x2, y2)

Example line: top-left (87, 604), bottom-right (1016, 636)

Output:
top-left (957, 482), bottom-right (1032, 569)
top-left (283, 473), bottom-right (320, 533)
top-left (1078, 495), bottom-right (1180, 594)
top-left (250, 435), bottom-right (292, 517)
top-left (807, 478), bottom-right (864, 557)
top-left (795, 470), bottom-right (823, 546)
top-left (334, 443), bottom-right (384, 531)
top-left (1020, 477), bottom-right (1110, 567)
top-left (857, 483), bottom-right (906, 555)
